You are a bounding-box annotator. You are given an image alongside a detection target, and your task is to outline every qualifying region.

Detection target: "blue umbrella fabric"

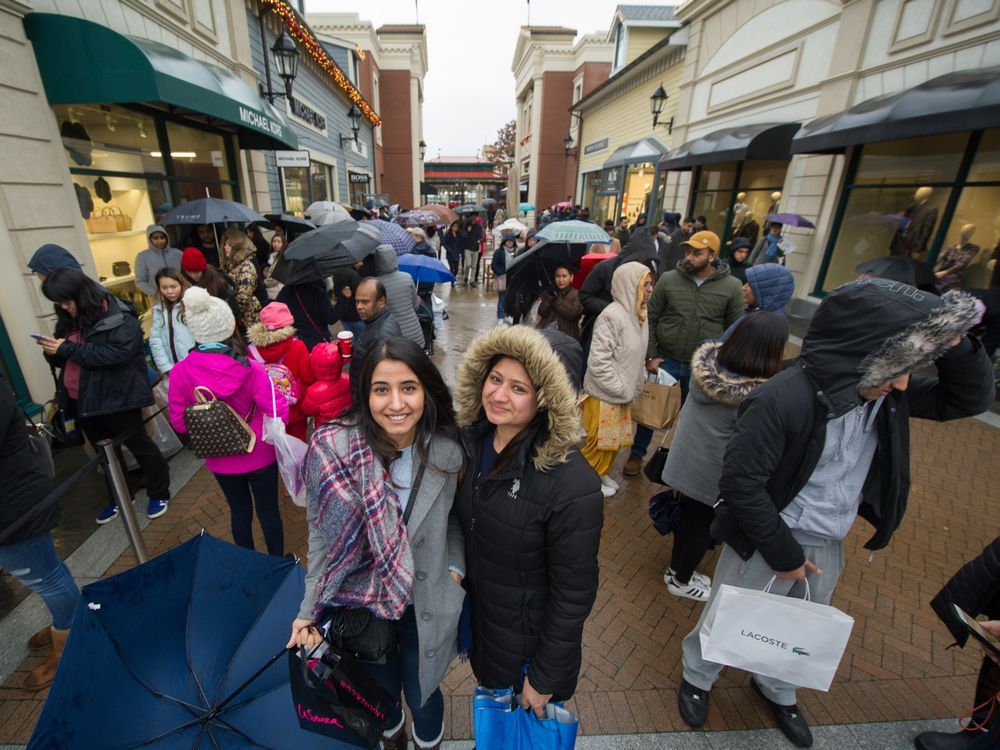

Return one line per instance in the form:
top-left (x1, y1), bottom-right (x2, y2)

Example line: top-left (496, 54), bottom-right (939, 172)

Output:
top-left (160, 197), bottom-right (266, 226)
top-left (369, 218), bottom-right (416, 255)
top-left (397, 253), bottom-right (456, 283)
top-left (519, 202), bottom-right (535, 212)
top-left (536, 220), bottom-right (612, 245)
top-left (29, 533), bottom-right (305, 750)
top-left (764, 212), bottom-right (816, 229)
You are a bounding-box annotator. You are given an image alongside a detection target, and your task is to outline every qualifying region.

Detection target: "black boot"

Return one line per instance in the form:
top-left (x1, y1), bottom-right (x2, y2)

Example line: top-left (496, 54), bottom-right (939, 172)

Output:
top-left (677, 678), bottom-right (710, 727)
top-left (914, 730), bottom-right (980, 749)
top-left (751, 678), bottom-right (813, 748)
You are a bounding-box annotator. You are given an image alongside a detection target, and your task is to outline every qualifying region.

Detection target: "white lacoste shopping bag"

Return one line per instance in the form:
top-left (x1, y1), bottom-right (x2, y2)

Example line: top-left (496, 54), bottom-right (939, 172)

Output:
top-left (699, 577), bottom-right (854, 691)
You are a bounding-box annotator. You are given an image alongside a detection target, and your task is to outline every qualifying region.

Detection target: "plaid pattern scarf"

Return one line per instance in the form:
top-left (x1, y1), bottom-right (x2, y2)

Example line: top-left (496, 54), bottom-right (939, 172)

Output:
top-left (308, 424), bottom-right (413, 620)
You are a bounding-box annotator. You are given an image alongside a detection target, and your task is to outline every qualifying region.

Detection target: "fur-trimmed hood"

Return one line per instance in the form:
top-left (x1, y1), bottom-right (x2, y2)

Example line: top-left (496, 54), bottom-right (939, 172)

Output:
top-left (245, 322), bottom-right (295, 348)
top-left (690, 342), bottom-right (766, 407)
top-left (455, 325), bottom-right (583, 470)
top-left (801, 279), bottom-right (981, 415)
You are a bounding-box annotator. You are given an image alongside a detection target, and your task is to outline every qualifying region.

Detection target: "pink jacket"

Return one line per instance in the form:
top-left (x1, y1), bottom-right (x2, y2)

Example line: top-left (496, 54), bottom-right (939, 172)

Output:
top-left (168, 349), bottom-right (289, 475)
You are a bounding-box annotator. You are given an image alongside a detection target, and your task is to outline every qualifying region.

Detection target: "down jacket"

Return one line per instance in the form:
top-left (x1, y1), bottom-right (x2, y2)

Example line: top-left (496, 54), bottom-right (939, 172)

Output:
top-left (720, 263), bottom-right (794, 340)
top-left (301, 343), bottom-right (351, 424)
top-left (149, 301), bottom-right (196, 373)
top-left (931, 537), bottom-right (1000, 648)
top-left (374, 245), bottom-right (424, 347)
top-left (454, 325), bottom-right (604, 700)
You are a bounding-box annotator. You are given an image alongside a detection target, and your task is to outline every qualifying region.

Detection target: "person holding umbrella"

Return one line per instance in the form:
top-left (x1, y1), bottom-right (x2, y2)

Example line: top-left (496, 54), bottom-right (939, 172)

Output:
top-left (220, 228), bottom-right (262, 333)
top-left (536, 263), bottom-right (583, 338)
top-left (186, 224), bottom-right (220, 268)
top-left (442, 220), bottom-right (462, 276)
top-left (491, 233), bottom-right (517, 324)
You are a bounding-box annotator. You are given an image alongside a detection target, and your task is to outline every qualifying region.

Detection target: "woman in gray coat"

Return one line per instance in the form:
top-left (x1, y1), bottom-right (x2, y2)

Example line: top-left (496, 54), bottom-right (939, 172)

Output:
top-left (661, 312), bottom-right (788, 601)
top-left (374, 244), bottom-right (425, 348)
top-left (288, 337), bottom-right (464, 750)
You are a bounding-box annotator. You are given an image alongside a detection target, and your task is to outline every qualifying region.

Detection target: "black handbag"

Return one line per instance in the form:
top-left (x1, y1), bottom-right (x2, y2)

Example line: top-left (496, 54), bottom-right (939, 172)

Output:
top-left (112, 261), bottom-right (131, 276)
top-left (642, 427), bottom-right (674, 485)
top-left (325, 608), bottom-right (398, 664)
top-left (46, 366), bottom-right (82, 449)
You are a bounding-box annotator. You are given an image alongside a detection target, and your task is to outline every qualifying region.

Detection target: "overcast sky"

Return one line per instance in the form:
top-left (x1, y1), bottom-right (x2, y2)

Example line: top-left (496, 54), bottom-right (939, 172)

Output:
top-left (306, 0), bottom-right (626, 158)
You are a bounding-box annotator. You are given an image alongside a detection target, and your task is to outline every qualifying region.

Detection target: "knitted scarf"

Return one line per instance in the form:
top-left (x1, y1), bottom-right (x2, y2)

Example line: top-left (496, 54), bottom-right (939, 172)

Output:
top-left (311, 426), bottom-right (413, 620)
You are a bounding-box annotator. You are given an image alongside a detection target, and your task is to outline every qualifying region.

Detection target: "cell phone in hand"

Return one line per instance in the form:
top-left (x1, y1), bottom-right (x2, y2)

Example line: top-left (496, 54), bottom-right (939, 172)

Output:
top-left (953, 604), bottom-right (1000, 659)
top-left (29, 333), bottom-right (46, 341)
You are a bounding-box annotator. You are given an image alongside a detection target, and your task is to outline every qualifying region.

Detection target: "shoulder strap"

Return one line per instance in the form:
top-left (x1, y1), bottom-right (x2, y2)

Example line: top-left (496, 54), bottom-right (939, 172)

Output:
top-left (294, 287), bottom-right (324, 338)
top-left (402, 461), bottom-right (426, 526)
top-left (247, 343), bottom-right (264, 363)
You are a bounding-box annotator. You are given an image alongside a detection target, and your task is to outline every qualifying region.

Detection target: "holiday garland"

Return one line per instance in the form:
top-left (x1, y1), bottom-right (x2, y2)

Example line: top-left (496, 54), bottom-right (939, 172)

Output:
top-left (259, 0), bottom-right (381, 126)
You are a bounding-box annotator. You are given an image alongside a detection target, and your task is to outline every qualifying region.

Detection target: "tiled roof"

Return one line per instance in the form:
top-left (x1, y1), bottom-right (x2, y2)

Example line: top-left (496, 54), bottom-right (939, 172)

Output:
top-left (617, 4), bottom-right (677, 21)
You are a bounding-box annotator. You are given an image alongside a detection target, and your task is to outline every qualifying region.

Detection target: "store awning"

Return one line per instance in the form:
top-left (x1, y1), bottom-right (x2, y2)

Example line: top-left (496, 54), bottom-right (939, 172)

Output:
top-left (602, 137), bottom-right (669, 169)
top-left (24, 13), bottom-right (297, 150)
top-left (658, 122), bottom-right (800, 171)
top-left (791, 66), bottom-right (1000, 154)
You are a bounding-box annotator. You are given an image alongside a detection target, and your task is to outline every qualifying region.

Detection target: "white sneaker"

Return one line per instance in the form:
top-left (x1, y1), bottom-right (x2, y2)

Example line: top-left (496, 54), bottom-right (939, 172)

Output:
top-left (666, 566), bottom-right (711, 588)
top-left (600, 483), bottom-right (616, 498)
top-left (665, 573), bottom-right (710, 601)
top-left (600, 475), bottom-right (619, 491)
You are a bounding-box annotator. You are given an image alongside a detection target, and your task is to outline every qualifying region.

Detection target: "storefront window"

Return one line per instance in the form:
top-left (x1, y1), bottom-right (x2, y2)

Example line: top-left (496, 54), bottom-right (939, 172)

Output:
top-left (164, 122), bottom-right (228, 183)
top-left (592, 195), bottom-right (618, 226)
top-left (696, 162), bottom-right (737, 192)
top-left (55, 104), bottom-right (164, 175)
top-left (654, 169), bottom-right (667, 221)
top-left (967, 129), bottom-right (1000, 182)
top-left (582, 171), bottom-right (601, 217)
top-left (853, 133), bottom-right (967, 185)
top-left (622, 163), bottom-right (654, 225)
top-left (691, 160), bottom-right (788, 244)
top-left (937, 185), bottom-right (1000, 289)
top-left (311, 161), bottom-right (332, 203)
top-left (348, 172), bottom-right (370, 206)
top-left (282, 167), bottom-right (309, 216)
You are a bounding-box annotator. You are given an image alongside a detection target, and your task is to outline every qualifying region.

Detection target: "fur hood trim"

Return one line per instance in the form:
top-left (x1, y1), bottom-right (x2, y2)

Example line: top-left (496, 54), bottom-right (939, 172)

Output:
top-left (245, 322), bottom-right (295, 347)
top-left (690, 342), bottom-right (766, 406)
top-left (455, 325), bottom-right (583, 471)
top-left (858, 290), bottom-right (980, 389)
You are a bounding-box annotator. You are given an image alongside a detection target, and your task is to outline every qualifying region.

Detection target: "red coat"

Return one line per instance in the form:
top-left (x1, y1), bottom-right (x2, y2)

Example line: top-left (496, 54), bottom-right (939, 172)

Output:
top-left (246, 324), bottom-right (315, 431)
top-left (301, 342), bottom-right (352, 425)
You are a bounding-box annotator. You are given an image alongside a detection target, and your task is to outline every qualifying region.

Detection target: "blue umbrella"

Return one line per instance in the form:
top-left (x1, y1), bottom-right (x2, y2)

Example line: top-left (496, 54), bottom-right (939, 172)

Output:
top-left (159, 197), bottom-right (266, 226)
top-left (519, 202), bottom-right (535, 212)
top-left (29, 534), bottom-right (305, 749)
top-left (369, 218), bottom-right (416, 255)
top-left (536, 220), bottom-right (611, 245)
top-left (397, 253), bottom-right (456, 283)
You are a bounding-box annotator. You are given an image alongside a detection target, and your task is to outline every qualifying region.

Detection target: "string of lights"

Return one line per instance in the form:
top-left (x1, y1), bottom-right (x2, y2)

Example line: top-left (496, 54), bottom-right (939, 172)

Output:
top-left (259, 0), bottom-right (382, 126)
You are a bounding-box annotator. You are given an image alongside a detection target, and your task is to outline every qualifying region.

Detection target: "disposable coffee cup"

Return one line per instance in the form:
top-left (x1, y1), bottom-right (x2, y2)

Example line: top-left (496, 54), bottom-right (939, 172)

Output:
top-left (337, 330), bottom-right (354, 358)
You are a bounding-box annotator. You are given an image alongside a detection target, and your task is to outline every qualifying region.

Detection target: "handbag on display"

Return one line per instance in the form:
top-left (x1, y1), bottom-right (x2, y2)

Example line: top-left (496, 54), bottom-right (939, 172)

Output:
top-left (103, 206), bottom-right (132, 231)
top-left (112, 261), bottom-right (131, 277)
top-left (85, 211), bottom-right (117, 234)
top-left (182, 385), bottom-right (256, 458)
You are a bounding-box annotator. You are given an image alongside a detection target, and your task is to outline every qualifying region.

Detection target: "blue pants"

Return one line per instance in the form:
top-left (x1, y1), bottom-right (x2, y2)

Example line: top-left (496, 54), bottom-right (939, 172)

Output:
top-left (0, 533), bottom-right (80, 629)
top-left (366, 606), bottom-right (444, 744)
top-left (497, 291), bottom-right (507, 320)
top-left (212, 462), bottom-right (284, 556)
top-left (630, 355), bottom-right (691, 460)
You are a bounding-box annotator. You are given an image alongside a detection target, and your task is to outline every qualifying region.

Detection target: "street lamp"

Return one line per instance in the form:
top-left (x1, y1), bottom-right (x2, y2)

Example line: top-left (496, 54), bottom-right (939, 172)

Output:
top-left (419, 139), bottom-right (427, 160)
top-left (259, 30), bottom-right (299, 103)
top-left (650, 83), bottom-right (673, 133)
top-left (339, 104), bottom-right (362, 149)
top-left (563, 132), bottom-right (577, 156)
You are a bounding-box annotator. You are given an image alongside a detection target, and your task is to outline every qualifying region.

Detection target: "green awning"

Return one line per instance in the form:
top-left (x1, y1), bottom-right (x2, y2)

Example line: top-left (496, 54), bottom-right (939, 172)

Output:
top-left (24, 13), bottom-right (297, 150)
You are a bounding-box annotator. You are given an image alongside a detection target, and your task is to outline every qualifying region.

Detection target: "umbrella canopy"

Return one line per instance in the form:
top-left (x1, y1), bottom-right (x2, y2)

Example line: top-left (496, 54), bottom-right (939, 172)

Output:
top-left (455, 204), bottom-right (485, 214)
top-left (764, 213), bottom-right (816, 229)
top-left (554, 200), bottom-right (573, 209)
top-left (482, 197), bottom-right (498, 206)
top-left (397, 253), bottom-right (456, 283)
top-left (160, 197), bottom-right (266, 226)
top-left (30, 534), bottom-right (305, 749)
top-left (305, 201), bottom-right (353, 226)
top-left (395, 210), bottom-right (442, 228)
top-left (536, 220), bottom-right (612, 245)
top-left (257, 213), bottom-right (315, 234)
top-left (369, 218), bottom-right (417, 255)
top-left (492, 218), bottom-right (529, 240)
top-left (855, 255), bottom-right (936, 287)
top-left (284, 220), bottom-right (381, 276)
top-left (417, 204), bottom-right (458, 226)
top-left (519, 202), bottom-right (535, 213)
top-left (364, 197), bottom-right (389, 209)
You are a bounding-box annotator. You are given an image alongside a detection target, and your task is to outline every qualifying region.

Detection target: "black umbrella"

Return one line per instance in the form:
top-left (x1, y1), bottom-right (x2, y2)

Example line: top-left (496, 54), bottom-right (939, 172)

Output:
top-left (504, 240), bottom-right (590, 305)
top-left (160, 197), bottom-right (266, 226)
top-left (455, 204), bottom-right (486, 214)
top-left (349, 205), bottom-right (371, 220)
top-left (855, 255), bottom-right (936, 288)
top-left (283, 221), bottom-right (381, 277)
top-left (271, 257), bottom-right (326, 286)
top-left (257, 213), bottom-right (316, 235)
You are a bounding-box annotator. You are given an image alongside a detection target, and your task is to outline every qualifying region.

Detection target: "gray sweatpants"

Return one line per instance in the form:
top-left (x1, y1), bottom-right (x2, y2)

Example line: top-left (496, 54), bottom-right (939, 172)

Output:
top-left (681, 539), bottom-right (844, 706)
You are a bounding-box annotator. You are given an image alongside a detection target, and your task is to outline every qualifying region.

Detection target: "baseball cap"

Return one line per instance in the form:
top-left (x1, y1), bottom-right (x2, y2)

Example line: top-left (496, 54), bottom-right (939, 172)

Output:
top-left (681, 230), bottom-right (721, 253)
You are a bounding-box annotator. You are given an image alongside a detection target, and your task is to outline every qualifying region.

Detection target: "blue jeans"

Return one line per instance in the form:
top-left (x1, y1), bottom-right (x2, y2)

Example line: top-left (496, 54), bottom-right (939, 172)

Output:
top-left (630, 355), bottom-right (691, 460)
top-left (212, 462), bottom-right (283, 556)
top-left (0, 533), bottom-right (80, 630)
top-left (497, 291), bottom-right (507, 319)
top-left (365, 606), bottom-right (444, 744)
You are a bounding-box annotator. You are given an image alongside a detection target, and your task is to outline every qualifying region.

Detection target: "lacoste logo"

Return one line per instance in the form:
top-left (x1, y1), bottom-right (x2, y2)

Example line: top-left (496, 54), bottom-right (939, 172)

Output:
top-left (792, 647), bottom-right (810, 656)
top-left (740, 630), bottom-right (811, 656)
top-left (507, 479), bottom-right (520, 499)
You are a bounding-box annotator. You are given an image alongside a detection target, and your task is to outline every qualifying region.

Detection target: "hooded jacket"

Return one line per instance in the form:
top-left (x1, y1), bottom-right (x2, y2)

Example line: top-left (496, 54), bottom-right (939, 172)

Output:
top-left (646, 261), bottom-right (744, 361)
top-left (168, 349), bottom-right (288, 475)
top-left (374, 245), bottom-right (424, 347)
top-left (149, 300), bottom-right (196, 374)
top-left (580, 228), bottom-right (659, 329)
top-left (713, 281), bottom-right (995, 573)
top-left (245, 323), bottom-right (315, 429)
top-left (491, 236), bottom-right (517, 278)
top-left (134, 225), bottom-right (182, 296)
top-left (662, 342), bottom-right (768, 504)
top-left (719, 263), bottom-right (795, 341)
top-left (300, 343), bottom-right (351, 424)
top-left (453, 326), bottom-right (603, 699)
top-left (27, 244), bottom-right (83, 277)
top-left (583, 262), bottom-right (650, 404)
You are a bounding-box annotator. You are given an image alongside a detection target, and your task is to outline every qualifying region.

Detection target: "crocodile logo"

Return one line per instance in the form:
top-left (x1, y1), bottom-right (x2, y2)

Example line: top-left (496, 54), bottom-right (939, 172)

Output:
top-left (792, 647), bottom-right (810, 656)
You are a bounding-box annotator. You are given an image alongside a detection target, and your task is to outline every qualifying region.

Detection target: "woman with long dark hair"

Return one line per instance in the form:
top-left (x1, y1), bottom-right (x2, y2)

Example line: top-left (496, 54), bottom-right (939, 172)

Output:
top-left (148, 268), bottom-right (194, 377)
top-left (36, 268), bottom-right (171, 523)
top-left (661, 311), bottom-right (789, 601)
top-left (288, 337), bottom-right (465, 750)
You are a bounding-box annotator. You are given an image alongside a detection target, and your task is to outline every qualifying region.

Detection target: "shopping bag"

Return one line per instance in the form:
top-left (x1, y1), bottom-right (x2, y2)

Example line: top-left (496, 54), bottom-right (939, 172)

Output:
top-left (699, 577), bottom-right (854, 691)
top-left (630, 375), bottom-right (681, 430)
top-left (473, 685), bottom-right (578, 750)
top-left (261, 379), bottom-right (308, 505)
top-left (144, 406), bottom-right (182, 458)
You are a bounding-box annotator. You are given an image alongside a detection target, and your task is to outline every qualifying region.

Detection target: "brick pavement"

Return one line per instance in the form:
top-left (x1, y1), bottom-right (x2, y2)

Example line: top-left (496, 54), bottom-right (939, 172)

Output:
top-left (1, 287), bottom-right (996, 744)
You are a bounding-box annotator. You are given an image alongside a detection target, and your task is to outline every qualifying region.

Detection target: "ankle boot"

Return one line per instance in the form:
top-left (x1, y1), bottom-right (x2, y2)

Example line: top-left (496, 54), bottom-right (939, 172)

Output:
top-left (24, 627), bottom-right (68, 690)
top-left (381, 720), bottom-right (407, 750)
top-left (27, 626), bottom-right (53, 655)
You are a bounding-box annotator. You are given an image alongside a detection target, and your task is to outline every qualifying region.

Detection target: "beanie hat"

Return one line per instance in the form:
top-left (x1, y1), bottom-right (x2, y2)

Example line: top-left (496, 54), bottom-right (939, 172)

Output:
top-left (181, 286), bottom-right (235, 344)
top-left (181, 247), bottom-right (207, 272)
top-left (259, 301), bottom-right (294, 330)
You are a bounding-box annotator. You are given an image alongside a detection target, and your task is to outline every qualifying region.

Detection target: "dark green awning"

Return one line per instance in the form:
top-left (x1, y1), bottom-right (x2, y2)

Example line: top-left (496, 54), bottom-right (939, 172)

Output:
top-left (24, 13), bottom-right (297, 150)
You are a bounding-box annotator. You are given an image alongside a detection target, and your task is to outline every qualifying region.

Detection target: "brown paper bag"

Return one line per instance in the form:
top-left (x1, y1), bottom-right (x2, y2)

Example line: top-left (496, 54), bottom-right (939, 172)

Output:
top-left (630, 379), bottom-right (681, 429)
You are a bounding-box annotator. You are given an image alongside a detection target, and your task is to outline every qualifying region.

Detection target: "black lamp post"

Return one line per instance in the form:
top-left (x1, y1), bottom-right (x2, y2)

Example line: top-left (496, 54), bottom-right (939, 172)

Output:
top-left (259, 29), bottom-right (299, 103)
top-left (419, 140), bottom-right (427, 160)
top-left (340, 104), bottom-right (362, 148)
top-left (563, 132), bottom-right (577, 156)
top-left (650, 83), bottom-right (673, 133)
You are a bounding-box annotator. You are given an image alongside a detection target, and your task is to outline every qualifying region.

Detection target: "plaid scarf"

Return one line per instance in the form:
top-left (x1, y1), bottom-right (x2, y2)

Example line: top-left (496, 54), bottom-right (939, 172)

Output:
top-left (309, 425), bottom-right (413, 620)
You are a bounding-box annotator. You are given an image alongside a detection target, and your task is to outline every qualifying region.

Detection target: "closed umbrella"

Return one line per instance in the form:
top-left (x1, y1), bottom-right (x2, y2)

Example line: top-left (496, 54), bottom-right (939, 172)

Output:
top-left (536, 220), bottom-right (612, 245)
top-left (160, 197), bottom-right (266, 226)
top-left (369, 218), bottom-right (417, 255)
top-left (397, 253), bottom-right (456, 283)
top-left (507, 164), bottom-right (520, 214)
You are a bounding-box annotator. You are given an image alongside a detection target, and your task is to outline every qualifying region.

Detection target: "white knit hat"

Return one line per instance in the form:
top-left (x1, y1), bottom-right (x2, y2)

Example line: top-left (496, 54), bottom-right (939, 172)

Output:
top-left (182, 286), bottom-right (235, 344)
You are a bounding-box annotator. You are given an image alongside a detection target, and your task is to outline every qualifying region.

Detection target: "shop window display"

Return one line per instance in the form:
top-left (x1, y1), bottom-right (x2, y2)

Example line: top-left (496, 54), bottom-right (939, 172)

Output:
top-left (690, 160), bottom-right (787, 243)
top-left (937, 186), bottom-right (1000, 289)
top-left (282, 166), bottom-right (309, 216)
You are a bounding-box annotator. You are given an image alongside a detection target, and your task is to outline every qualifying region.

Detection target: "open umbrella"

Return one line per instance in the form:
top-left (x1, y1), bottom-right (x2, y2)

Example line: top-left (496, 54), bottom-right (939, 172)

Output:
top-left (554, 200), bottom-right (573, 209)
top-left (369, 218), bottom-right (417, 255)
top-left (455, 204), bottom-right (485, 214)
top-left (364, 197), bottom-right (388, 210)
top-left (160, 197), bottom-right (266, 226)
top-left (492, 218), bottom-right (529, 241)
top-left (397, 253), bottom-right (456, 283)
top-left (855, 255), bottom-right (936, 287)
top-left (305, 201), bottom-right (353, 226)
top-left (482, 197), bottom-right (498, 207)
top-left (283, 220), bottom-right (381, 276)
top-left (505, 240), bottom-right (589, 298)
top-left (417, 204), bottom-right (458, 226)
top-left (519, 202), bottom-right (536, 213)
top-left (30, 534), bottom-right (305, 749)
top-left (536, 219), bottom-right (612, 245)
top-left (764, 213), bottom-right (816, 229)
top-left (257, 213), bottom-right (316, 235)
top-left (395, 210), bottom-right (441, 228)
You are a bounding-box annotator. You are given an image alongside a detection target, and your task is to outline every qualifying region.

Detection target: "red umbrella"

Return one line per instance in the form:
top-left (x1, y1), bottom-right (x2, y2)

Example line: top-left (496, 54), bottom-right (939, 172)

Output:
top-left (417, 204), bottom-right (458, 226)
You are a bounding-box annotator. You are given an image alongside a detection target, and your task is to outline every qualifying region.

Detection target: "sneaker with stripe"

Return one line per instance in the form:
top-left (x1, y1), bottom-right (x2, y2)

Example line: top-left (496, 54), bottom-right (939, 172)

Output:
top-left (664, 572), bottom-right (710, 601)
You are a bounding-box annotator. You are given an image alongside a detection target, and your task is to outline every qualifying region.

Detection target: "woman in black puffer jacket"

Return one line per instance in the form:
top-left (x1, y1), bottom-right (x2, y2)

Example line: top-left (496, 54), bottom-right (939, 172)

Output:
top-left (454, 325), bottom-right (603, 714)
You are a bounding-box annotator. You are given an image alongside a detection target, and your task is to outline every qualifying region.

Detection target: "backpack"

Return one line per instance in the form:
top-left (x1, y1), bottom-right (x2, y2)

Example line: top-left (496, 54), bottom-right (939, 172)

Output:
top-left (248, 344), bottom-right (299, 405)
top-left (183, 386), bottom-right (256, 458)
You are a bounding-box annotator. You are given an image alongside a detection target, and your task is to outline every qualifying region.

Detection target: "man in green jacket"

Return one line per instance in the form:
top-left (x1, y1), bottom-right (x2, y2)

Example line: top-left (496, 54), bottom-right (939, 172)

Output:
top-left (623, 231), bottom-right (745, 476)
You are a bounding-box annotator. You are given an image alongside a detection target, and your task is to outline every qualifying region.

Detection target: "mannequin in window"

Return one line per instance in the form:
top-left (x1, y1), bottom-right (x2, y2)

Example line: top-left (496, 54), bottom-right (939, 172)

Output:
top-left (734, 209), bottom-right (759, 246)
top-left (892, 186), bottom-right (938, 258)
top-left (732, 191), bottom-right (749, 216)
top-left (762, 191), bottom-right (781, 233)
top-left (987, 214), bottom-right (1000, 289)
top-left (934, 223), bottom-right (979, 293)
